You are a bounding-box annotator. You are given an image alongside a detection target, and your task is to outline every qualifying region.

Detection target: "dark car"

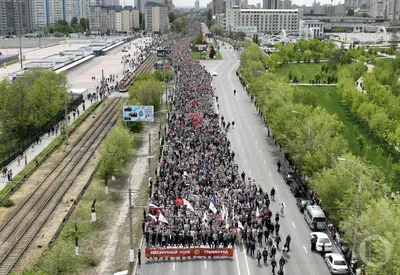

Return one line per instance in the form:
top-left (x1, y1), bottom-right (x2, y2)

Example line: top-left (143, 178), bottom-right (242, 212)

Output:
top-left (284, 172), bottom-right (295, 184)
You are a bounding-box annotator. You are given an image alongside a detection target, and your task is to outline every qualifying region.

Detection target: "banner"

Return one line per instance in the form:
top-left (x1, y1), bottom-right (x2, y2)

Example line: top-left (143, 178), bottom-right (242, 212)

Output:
top-left (145, 248), bottom-right (233, 258)
top-left (123, 105), bottom-right (154, 122)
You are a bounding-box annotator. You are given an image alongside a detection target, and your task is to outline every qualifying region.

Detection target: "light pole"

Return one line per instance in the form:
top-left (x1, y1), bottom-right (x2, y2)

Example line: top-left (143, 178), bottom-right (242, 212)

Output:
top-left (65, 94), bottom-right (69, 145)
top-left (291, 111), bottom-right (311, 152)
top-left (18, 0), bottom-right (23, 70)
top-left (337, 157), bottom-right (363, 251)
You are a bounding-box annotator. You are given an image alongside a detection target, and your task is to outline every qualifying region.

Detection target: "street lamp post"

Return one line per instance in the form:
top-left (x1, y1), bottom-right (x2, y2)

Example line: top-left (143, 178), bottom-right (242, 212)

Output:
top-left (291, 111), bottom-right (311, 152)
top-left (337, 157), bottom-right (363, 251)
top-left (18, 0), bottom-right (23, 70)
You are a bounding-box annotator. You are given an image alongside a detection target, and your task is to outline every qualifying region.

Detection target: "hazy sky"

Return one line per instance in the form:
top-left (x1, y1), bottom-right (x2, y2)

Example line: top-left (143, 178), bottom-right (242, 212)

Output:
top-left (124, 0), bottom-right (336, 8)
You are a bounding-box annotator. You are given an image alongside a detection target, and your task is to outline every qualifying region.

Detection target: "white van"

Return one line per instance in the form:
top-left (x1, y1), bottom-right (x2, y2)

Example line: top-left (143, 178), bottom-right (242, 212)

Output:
top-left (304, 205), bottom-right (327, 230)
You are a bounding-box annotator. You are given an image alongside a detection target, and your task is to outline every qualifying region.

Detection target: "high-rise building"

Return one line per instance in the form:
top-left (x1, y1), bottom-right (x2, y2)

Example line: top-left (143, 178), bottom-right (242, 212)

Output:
top-left (145, 2), bottom-right (168, 33)
top-left (89, 5), bottom-right (138, 33)
top-left (212, 0), bottom-right (225, 14)
top-left (256, 3), bottom-right (261, 8)
top-left (263, 0), bottom-right (278, 9)
top-left (30, 0), bottom-right (66, 28)
top-left (195, 0), bottom-right (200, 10)
top-left (0, 0), bottom-right (32, 36)
top-left (65, 0), bottom-right (90, 24)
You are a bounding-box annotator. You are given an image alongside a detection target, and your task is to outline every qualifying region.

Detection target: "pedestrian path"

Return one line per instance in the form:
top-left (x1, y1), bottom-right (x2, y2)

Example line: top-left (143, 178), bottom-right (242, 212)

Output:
top-left (0, 96), bottom-right (99, 192)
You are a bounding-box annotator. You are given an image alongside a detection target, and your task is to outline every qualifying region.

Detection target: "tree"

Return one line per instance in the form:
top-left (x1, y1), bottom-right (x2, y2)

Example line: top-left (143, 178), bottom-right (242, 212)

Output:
top-left (168, 11), bottom-right (177, 23)
top-left (210, 24), bottom-right (223, 36)
top-left (129, 76), bottom-right (163, 111)
top-left (193, 33), bottom-right (206, 45)
top-left (37, 241), bottom-right (80, 274)
top-left (71, 17), bottom-right (78, 26)
top-left (97, 126), bottom-right (133, 193)
top-left (347, 8), bottom-right (355, 16)
top-left (79, 18), bottom-right (87, 31)
top-left (252, 34), bottom-right (259, 45)
top-left (210, 46), bottom-right (216, 59)
top-left (57, 19), bottom-right (68, 26)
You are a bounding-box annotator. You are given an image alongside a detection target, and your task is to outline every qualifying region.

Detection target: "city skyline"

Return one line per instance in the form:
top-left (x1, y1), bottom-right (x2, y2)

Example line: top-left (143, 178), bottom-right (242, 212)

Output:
top-left (124, 0), bottom-right (343, 8)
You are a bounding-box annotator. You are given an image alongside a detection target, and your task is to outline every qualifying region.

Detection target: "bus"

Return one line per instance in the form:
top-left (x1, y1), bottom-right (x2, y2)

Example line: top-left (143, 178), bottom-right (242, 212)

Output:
top-left (119, 72), bottom-right (134, 92)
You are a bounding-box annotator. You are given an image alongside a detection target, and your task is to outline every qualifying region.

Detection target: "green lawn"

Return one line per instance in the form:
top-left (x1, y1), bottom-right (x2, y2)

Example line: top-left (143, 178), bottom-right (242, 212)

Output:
top-left (297, 86), bottom-right (400, 188)
top-left (190, 51), bottom-right (222, 60)
top-left (275, 63), bottom-right (324, 83)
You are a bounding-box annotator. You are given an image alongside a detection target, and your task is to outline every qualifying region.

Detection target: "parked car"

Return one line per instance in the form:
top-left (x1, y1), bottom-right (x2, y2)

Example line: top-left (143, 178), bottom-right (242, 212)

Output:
top-left (296, 198), bottom-right (311, 213)
top-left (310, 232), bottom-right (333, 252)
top-left (324, 253), bottom-right (349, 274)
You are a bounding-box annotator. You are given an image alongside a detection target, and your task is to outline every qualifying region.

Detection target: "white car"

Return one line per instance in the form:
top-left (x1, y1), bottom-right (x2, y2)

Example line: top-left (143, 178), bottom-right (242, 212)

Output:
top-left (212, 72), bottom-right (217, 76)
top-left (324, 253), bottom-right (349, 274)
top-left (310, 232), bottom-right (333, 252)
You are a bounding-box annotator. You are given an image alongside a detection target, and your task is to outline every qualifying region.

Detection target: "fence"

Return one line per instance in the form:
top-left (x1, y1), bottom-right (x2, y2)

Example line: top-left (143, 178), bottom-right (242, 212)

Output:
top-left (0, 54), bottom-right (19, 66)
top-left (0, 95), bottom-right (83, 168)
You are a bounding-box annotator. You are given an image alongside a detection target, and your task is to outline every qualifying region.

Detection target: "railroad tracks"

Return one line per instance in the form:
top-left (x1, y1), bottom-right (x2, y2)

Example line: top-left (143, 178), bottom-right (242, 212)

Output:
top-left (0, 47), bottom-right (158, 275)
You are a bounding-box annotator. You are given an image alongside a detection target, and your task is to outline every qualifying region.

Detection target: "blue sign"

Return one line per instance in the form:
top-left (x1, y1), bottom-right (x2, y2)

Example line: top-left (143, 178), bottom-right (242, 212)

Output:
top-left (123, 106), bottom-right (154, 122)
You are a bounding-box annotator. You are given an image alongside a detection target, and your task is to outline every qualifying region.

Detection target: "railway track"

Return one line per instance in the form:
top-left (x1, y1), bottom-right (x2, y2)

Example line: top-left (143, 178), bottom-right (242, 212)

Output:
top-left (0, 47), bottom-right (158, 275)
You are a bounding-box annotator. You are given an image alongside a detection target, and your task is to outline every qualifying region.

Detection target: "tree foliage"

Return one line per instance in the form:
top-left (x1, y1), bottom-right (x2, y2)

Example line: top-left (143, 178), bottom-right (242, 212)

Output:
top-left (128, 73), bottom-right (163, 112)
top-left (0, 68), bottom-right (67, 143)
top-left (171, 17), bottom-right (187, 34)
top-left (98, 126), bottom-right (133, 189)
top-left (210, 24), bottom-right (223, 36)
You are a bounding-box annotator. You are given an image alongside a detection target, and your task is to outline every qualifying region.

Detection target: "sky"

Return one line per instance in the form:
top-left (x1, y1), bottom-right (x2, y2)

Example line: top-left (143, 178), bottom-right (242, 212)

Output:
top-left (124, 0), bottom-right (335, 9)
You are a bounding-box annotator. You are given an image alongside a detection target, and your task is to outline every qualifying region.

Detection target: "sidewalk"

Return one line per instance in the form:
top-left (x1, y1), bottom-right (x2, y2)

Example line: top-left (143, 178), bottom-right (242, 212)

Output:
top-left (0, 95), bottom-right (99, 192)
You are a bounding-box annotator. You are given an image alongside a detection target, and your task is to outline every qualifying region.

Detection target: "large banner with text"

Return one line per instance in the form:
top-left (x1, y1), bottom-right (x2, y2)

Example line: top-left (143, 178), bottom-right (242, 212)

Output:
top-left (145, 247), bottom-right (233, 258)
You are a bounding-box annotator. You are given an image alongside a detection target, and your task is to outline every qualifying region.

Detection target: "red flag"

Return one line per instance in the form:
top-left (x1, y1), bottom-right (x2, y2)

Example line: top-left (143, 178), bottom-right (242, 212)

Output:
top-left (176, 198), bottom-right (184, 206)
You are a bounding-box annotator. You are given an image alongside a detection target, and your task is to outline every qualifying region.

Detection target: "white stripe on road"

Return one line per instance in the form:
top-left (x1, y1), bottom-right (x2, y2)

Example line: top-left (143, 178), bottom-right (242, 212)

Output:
top-left (243, 246), bottom-right (251, 275)
top-left (275, 186), bottom-right (278, 191)
top-left (239, 139), bottom-right (241, 143)
top-left (264, 160), bottom-right (266, 164)
top-left (303, 245), bottom-right (308, 253)
top-left (259, 150), bottom-right (262, 153)
top-left (255, 140), bottom-right (258, 144)
top-left (269, 172), bottom-right (272, 176)
top-left (292, 221), bottom-right (296, 228)
top-left (172, 262), bottom-right (175, 271)
top-left (252, 132), bottom-right (254, 136)
top-left (249, 170), bottom-right (251, 175)
top-left (245, 159), bottom-right (247, 163)
top-left (205, 261), bottom-right (207, 269)
top-left (242, 148), bottom-right (244, 152)
top-left (234, 245), bottom-right (242, 275)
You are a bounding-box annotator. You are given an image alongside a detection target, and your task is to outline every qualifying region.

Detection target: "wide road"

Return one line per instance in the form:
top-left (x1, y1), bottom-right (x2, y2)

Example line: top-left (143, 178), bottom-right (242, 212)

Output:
top-left (138, 46), bottom-right (336, 275)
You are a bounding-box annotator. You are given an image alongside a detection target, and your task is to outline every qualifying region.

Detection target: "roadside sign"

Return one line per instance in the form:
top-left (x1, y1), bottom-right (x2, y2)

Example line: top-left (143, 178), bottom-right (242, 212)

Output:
top-left (157, 49), bottom-right (171, 57)
top-left (123, 106), bottom-right (154, 122)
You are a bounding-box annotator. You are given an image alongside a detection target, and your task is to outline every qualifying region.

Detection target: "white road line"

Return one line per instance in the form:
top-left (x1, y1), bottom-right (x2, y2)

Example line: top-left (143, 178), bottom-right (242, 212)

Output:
top-left (303, 245), bottom-right (308, 253)
top-left (173, 262), bottom-right (175, 271)
top-left (259, 150), bottom-right (262, 153)
top-left (255, 140), bottom-right (258, 144)
top-left (264, 160), bottom-right (267, 164)
top-left (252, 132), bottom-right (254, 136)
top-left (292, 221), bottom-right (296, 228)
top-left (205, 261), bottom-right (207, 269)
top-left (275, 186), bottom-right (278, 191)
top-left (249, 170), bottom-right (251, 175)
top-left (234, 244), bottom-right (242, 275)
top-left (243, 247), bottom-right (251, 275)
top-left (245, 159), bottom-right (247, 163)
top-left (269, 172), bottom-right (272, 176)
top-left (242, 148), bottom-right (244, 152)
top-left (239, 139), bottom-right (241, 143)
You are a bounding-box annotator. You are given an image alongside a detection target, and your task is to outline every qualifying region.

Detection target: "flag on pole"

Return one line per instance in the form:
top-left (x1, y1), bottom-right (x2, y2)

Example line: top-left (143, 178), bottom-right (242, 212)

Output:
top-left (183, 198), bottom-right (194, 211)
top-left (158, 213), bottom-right (169, 224)
top-left (221, 205), bottom-right (226, 220)
top-left (148, 214), bottom-right (157, 221)
top-left (256, 206), bottom-right (260, 217)
top-left (238, 220), bottom-right (244, 230)
top-left (212, 194), bottom-right (217, 205)
top-left (149, 203), bottom-right (159, 211)
top-left (202, 212), bottom-right (208, 223)
top-left (209, 201), bottom-right (217, 213)
top-left (232, 208), bottom-right (235, 219)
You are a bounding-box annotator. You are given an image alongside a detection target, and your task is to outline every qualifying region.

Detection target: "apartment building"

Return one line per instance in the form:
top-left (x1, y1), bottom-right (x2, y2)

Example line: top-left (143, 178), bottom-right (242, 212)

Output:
top-left (65, 0), bottom-right (90, 24)
top-left (0, 0), bottom-right (31, 36)
top-left (89, 5), bottom-right (139, 34)
top-left (145, 2), bottom-right (169, 34)
top-left (226, 6), bottom-right (299, 34)
top-left (195, 0), bottom-right (200, 10)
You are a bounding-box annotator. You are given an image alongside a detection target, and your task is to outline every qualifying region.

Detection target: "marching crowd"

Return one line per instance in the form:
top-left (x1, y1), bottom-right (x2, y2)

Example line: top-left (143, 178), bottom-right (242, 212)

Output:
top-left (144, 25), bottom-right (289, 274)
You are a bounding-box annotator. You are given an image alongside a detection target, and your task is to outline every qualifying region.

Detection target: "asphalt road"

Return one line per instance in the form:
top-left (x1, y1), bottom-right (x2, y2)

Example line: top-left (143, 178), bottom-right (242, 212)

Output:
top-left (138, 45), bottom-right (337, 275)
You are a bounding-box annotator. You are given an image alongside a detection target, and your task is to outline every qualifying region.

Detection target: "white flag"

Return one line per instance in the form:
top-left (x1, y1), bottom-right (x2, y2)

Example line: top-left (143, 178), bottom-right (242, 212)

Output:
top-left (183, 198), bottom-right (194, 211)
top-left (202, 211), bottom-right (208, 223)
top-left (232, 208), bottom-right (235, 219)
top-left (238, 220), bottom-right (244, 230)
top-left (256, 206), bottom-right (260, 217)
top-left (158, 212), bottom-right (169, 224)
top-left (221, 205), bottom-right (226, 220)
top-left (209, 201), bottom-right (217, 214)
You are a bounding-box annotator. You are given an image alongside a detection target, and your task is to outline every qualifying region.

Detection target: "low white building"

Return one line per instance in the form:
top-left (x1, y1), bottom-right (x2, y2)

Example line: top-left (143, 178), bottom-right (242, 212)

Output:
top-left (225, 6), bottom-right (299, 34)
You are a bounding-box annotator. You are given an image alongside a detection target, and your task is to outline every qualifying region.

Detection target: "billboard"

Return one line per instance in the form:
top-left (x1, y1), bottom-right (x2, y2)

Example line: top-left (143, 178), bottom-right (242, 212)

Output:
top-left (145, 248), bottom-right (234, 258)
top-left (157, 49), bottom-right (172, 57)
top-left (123, 106), bottom-right (154, 122)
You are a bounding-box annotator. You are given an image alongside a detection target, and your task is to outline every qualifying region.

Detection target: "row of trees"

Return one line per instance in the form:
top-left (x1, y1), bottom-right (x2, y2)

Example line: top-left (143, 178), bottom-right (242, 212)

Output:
top-left (0, 69), bottom-right (68, 159)
top-left (44, 18), bottom-right (89, 36)
top-left (240, 42), bottom-right (399, 274)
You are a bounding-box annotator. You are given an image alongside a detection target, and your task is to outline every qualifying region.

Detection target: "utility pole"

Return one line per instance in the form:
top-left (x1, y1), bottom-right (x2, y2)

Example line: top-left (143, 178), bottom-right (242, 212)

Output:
top-left (18, 0), bottom-right (23, 70)
top-left (65, 94), bottom-right (69, 145)
top-left (149, 130), bottom-right (152, 198)
top-left (354, 166), bottom-right (363, 250)
top-left (129, 183), bottom-right (135, 264)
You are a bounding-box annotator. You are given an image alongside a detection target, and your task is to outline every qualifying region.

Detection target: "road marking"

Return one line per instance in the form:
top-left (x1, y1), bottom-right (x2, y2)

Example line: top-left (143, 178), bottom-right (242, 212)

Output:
top-left (242, 148), bottom-right (244, 152)
top-left (275, 186), bottom-right (278, 191)
top-left (243, 246), bottom-right (251, 275)
top-left (239, 139), bottom-right (241, 143)
top-left (252, 132), bottom-right (254, 136)
top-left (303, 245), bottom-right (308, 253)
top-left (259, 150), bottom-right (262, 153)
top-left (249, 170), bottom-right (251, 175)
top-left (264, 160), bottom-right (266, 164)
top-left (255, 140), bottom-right (258, 144)
top-left (173, 262), bottom-right (175, 271)
top-left (234, 246), bottom-right (242, 275)
top-left (205, 261), bottom-right (207, 269)
top-left (245, 159), bottom-right (247, 163)
top-left (292, 221), bottom-right (296, 228)
top-left (269, 172), bottom-right (272, 176)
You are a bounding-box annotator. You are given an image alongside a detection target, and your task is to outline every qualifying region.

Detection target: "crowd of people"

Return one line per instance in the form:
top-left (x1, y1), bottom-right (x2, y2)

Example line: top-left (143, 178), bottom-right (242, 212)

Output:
top-left (143, 24), bottom-right (289, 274)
